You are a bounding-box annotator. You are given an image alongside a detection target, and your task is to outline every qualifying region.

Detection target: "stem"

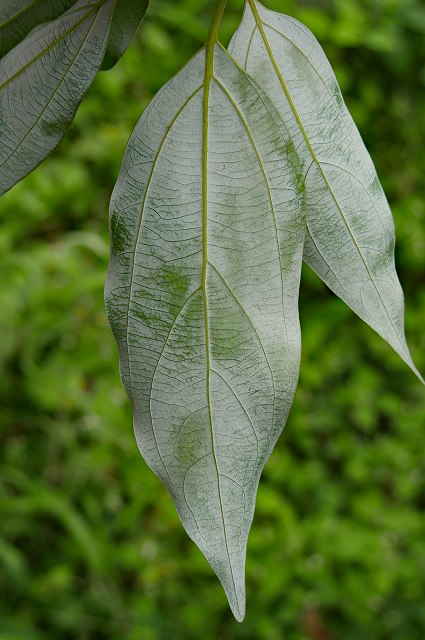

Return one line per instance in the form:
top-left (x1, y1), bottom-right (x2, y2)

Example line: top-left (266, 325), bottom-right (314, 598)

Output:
top-left (205, 0), bottom-right (228, 74)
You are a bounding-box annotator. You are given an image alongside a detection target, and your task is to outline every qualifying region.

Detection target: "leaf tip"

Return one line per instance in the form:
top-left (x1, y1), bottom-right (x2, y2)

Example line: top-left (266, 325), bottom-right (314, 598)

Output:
top-left (412, 364), bottom-right (425, 386)
top-left (398, 345), bottom-right (425, 386)
top-left (226, 582), bottom-right (246, 623)
top-left (207, 543), bottom-right (247, 622)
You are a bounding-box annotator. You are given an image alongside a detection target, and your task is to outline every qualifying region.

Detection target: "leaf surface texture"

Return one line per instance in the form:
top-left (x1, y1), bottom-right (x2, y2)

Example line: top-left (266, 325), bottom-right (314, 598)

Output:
top-left (105, 44), bottom-right (305, 620)
top-left (229, 0), bottom-right (422, 380)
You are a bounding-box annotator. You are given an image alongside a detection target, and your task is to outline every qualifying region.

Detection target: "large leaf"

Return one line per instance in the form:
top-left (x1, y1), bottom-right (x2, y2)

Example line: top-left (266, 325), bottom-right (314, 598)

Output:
top-left (229, 0), bottom-right (422, 381)
top-left (0, 1), bottom-right (76, 58)
top-left (105, 43), bottom-right (305, 620)
top-left (101, 0), bottom-right (149, 70)
top-left (0, 0), bottom-right (117, 195)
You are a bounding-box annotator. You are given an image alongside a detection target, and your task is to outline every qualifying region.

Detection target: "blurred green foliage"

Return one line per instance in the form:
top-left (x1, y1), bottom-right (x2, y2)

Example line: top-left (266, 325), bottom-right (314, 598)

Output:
top-left (1, 0), bottom-right (425, 638)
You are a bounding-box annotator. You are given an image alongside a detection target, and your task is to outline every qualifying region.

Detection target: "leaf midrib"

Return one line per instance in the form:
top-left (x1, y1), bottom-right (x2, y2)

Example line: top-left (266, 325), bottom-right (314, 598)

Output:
top-left (203, 43), bottom-right (240, 618)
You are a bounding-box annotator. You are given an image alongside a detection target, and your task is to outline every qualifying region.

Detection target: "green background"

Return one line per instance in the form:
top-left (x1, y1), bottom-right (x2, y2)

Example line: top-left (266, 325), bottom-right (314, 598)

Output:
top-left (1, 0), bottom-right (425, 638)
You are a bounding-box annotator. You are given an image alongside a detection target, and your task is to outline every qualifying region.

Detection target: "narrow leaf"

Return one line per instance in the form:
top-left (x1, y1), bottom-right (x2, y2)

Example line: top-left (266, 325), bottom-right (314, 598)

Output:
top-left (0, 0), bottom-right (117, 195)
top-left (101, 0), bottom-right (149, 70)
top-left (0, 1), bottom-right (76, 58)
top-left (229, 0), bottom-right (422, 381)
top-left (105, 43), bottom-right (305, 620)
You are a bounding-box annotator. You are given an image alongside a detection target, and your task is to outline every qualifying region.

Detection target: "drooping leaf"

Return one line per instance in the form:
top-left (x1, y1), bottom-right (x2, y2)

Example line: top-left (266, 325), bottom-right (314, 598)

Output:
top-left (101, 0), bottom-right (149, 70)
top-left (0, 0), bottom-right (117, 196)
top-left (229, 0), bottom-right (423, 381)
top-left (105, 43), bottom-right (305, 620)
top-left (0, 0), bottom-right (77, 58)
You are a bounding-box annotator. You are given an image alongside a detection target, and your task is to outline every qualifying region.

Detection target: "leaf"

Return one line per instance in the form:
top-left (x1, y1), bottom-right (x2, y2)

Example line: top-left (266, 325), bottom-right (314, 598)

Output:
top-left (101, 0), bottom-right (149, 70)
top-left (229, 0), bottom-right (423, 381)
top-left (0, 0), bottom-right (76, 58)
top-left (0, 0), bottom-right (117, 196)
top-left (0, 0), bottom-right (146, 69)
top-left (105, 43), bottom-right (305, 620)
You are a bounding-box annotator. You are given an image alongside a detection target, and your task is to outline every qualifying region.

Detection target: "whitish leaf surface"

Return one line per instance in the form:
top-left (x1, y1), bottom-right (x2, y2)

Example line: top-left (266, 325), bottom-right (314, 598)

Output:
top-left (0, 0), bottom-right (117, 195)
top-left (229, 0), bottom-right (422, 380)
top-left (101, 0), bottom-right (148, 70)
top-left (0, 1), bottom-right (76, 58)
top-left (105, 44), bottom-right (305, 620)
